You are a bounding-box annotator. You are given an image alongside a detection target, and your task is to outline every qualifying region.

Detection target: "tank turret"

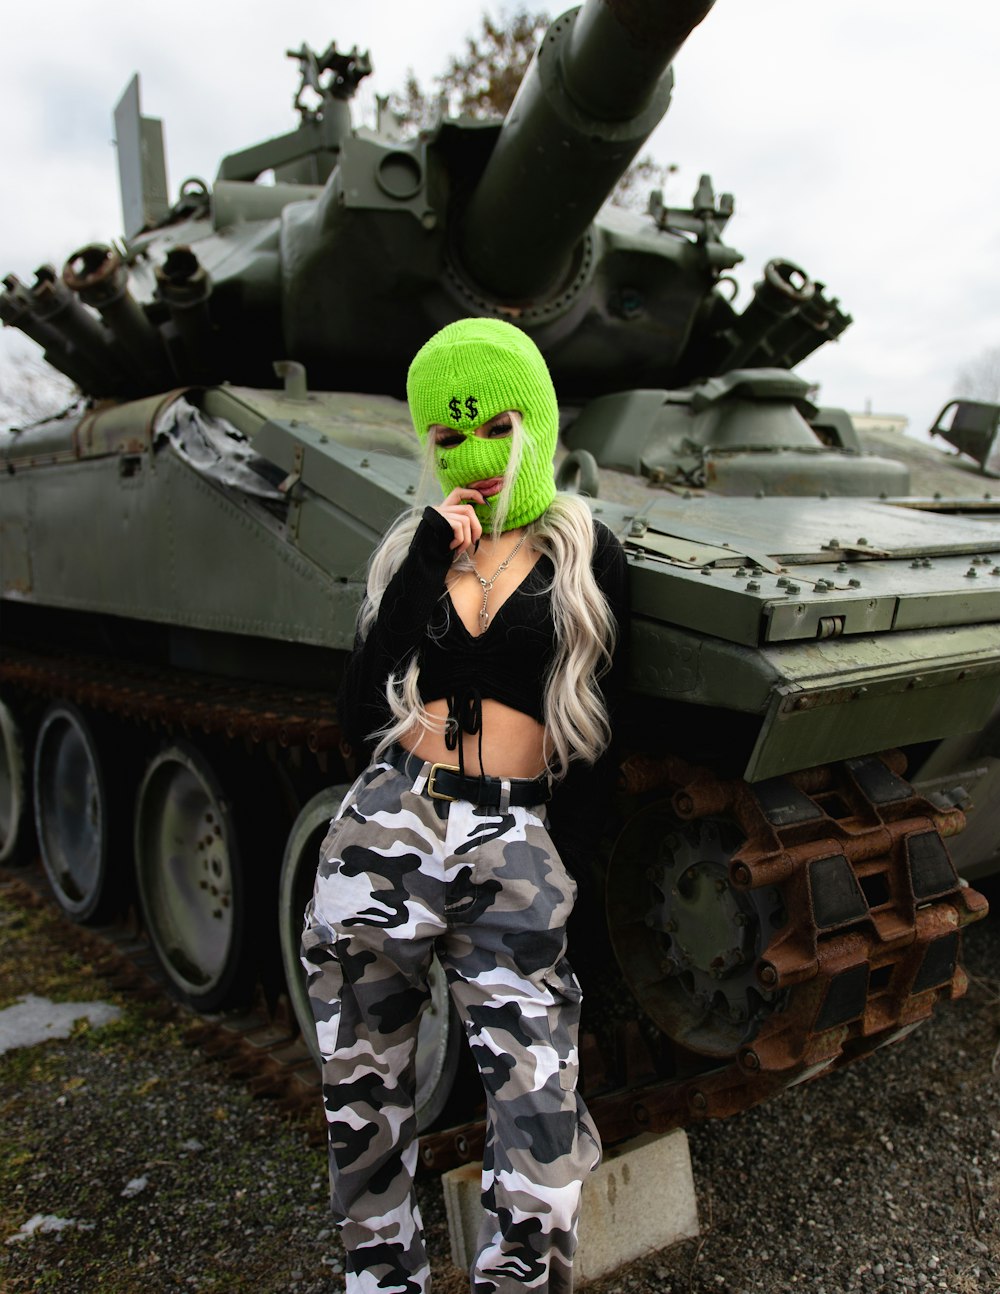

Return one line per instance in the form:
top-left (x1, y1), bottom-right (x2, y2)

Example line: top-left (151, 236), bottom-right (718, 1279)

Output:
top-left (0, 0), bottom-right (876, 496)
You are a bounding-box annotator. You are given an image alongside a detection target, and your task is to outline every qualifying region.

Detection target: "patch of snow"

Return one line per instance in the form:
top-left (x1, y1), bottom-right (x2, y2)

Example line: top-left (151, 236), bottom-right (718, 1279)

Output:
top-left (0, 994), bottom-right (121, 1054)
top-left (5, 1213), bottom-right (92, 1243)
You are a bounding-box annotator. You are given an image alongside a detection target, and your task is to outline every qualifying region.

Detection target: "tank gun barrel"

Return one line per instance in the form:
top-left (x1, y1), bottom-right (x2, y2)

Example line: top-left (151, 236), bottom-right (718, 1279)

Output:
top-left (457, 0), bottom-right (716, 303)
top-left (561, 0), bottom-right (715, 120)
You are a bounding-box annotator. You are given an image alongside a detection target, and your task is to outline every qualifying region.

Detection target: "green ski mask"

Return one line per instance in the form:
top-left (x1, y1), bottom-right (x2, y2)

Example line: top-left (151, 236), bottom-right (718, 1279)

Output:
top-left (406, 318), bottom-right (558, 532)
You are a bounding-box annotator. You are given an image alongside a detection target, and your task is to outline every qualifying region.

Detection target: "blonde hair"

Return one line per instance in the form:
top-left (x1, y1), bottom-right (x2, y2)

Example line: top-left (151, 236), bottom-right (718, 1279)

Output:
top-left (356, 423), bottom-right (616, 778)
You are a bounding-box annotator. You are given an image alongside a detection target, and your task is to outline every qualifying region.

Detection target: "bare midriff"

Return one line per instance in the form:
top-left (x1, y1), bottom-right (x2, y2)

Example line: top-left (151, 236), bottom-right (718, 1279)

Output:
top-left (397, 529), bottom-right (549, 779)
top-left (398, 700), bottom-right (548, 779)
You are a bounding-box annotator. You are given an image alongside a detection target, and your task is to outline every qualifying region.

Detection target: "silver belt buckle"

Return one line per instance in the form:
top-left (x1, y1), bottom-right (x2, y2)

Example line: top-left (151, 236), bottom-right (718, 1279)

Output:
top-left (426, 762), bottom-right (461, 801)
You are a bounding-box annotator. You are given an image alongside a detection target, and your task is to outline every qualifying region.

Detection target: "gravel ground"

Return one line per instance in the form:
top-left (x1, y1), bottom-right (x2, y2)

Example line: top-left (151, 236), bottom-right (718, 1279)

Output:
top-left (1, 875), bottom-right (999, 1294)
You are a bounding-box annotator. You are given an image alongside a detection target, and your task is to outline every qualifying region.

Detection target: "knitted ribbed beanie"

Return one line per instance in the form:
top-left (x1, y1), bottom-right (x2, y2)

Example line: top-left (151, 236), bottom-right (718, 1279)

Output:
top-left (406, 318), bottom-right (558, 532)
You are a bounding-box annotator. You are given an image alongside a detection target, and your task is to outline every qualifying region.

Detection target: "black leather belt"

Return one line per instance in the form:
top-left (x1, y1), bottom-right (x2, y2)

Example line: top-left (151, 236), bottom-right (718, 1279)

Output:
top-left (385, 746), bottom-right (551, 807)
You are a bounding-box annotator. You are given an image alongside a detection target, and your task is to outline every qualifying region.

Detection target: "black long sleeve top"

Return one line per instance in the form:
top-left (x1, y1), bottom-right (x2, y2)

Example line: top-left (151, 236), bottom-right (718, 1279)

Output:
top-left (337, 505), bottom-right (629, 864)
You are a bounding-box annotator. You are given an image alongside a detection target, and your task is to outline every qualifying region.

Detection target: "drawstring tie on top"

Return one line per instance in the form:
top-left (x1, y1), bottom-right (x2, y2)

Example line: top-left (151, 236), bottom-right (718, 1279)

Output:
top-left (445, 685), bottom-right (485, 785)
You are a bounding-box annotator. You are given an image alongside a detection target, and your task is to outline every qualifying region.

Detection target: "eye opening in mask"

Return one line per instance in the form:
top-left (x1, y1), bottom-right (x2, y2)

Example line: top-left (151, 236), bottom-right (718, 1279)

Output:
top-left (430, 410), bottom-right (519, 448)
top-left (431, 430), bottom-right (466, 449)
top-left (481, 413), bottom-right (516, 438)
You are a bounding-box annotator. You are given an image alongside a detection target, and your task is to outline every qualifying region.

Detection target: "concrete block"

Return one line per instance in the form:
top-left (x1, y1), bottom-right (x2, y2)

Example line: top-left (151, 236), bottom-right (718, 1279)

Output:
top-left (441, 1129), bottom-right (699, 1286)
top-left (441, 1161), bottom-right (484, 1276)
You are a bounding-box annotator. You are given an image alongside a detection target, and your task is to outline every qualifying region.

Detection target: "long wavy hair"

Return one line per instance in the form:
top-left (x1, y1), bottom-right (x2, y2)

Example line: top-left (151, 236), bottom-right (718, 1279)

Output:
top-left (357, 414), bottom-right (617, 778)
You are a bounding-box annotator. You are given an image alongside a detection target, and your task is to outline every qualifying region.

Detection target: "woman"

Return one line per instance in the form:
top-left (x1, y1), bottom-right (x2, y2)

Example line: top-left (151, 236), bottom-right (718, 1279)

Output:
top-left (302, 317), bottom-right (628, 1294)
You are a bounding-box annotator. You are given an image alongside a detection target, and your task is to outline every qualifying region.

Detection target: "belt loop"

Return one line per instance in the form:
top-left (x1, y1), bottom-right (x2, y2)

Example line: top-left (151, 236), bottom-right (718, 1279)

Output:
top-left (498, 777), bottom-right (512, 815)
top-left (412, 760), bottom-right (431, 797)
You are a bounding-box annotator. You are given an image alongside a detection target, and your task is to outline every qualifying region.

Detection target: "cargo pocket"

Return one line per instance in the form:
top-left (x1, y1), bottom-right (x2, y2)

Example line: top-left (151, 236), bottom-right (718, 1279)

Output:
top-left (540, 957), bottom-right (584, 1092)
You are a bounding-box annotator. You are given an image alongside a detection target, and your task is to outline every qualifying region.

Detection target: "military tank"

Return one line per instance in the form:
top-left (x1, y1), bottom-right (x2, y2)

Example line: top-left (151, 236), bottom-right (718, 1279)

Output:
top-left (1, 0), bottom-right (995, 1162)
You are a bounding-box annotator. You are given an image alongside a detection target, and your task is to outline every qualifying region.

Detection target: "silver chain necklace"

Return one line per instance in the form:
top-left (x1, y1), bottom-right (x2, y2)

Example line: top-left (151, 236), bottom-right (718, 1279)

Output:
top-left (469, 532), bottom-right (527, 632)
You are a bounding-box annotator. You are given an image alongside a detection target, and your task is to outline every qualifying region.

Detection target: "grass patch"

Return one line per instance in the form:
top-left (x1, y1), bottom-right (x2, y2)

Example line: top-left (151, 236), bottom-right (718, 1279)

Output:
top-left (0, 893), bottom-right (107, 1010)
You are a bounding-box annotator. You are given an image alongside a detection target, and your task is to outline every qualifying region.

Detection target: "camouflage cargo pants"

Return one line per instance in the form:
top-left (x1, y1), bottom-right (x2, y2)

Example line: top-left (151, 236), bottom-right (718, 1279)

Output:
top-left (301, 755), bottom-right (601, 1294)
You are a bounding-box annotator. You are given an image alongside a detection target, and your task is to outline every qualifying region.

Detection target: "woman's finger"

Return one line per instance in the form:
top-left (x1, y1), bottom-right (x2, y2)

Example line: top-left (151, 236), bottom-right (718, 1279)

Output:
top-left (453, 511), bottom-right (476, 553)
top-left (434, 507), bottom-right (469, 552)
top-left (442, 487), bottom-right (486, 508)
top-left (434, 500), bottom-right (483, 552)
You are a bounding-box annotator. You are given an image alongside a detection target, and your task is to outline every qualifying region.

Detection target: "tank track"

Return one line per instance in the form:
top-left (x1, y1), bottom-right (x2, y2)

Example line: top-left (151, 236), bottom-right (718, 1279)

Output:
top-left (0, 643), bottom-right (342, 755)
top-left (0, 643), bottom-right (989, 1174)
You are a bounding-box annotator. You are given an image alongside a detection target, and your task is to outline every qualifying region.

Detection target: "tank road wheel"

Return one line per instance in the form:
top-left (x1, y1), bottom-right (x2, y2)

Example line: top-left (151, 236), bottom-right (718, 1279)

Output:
top-left (0, 695), bottom-right (34, 866)
top-left (134, 743), bottom-right (253, 1012)
top-left (32, 702), bottom-right (120, 921)
top-left (607, 802), bottom-right (785, 1059)
top-left (279, 787), bottom-right (462, 1131)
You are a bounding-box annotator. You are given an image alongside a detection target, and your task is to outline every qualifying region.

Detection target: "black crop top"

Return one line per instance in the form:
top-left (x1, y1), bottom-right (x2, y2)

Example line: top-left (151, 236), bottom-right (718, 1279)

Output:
top-left (337, 506), bottom-right (629, 863)
top-left (418, 551), bottom-right (555, 737)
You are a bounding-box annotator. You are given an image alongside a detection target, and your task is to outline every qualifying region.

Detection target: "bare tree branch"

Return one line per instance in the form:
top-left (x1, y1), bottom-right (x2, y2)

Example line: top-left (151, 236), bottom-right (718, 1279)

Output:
top-left (390, 9), bottom-right (550, 131)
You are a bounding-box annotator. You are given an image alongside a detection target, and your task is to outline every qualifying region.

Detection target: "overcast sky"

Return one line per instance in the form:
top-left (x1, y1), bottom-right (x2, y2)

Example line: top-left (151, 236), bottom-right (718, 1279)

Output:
top-left (2, 0), bottom-right (997, 441)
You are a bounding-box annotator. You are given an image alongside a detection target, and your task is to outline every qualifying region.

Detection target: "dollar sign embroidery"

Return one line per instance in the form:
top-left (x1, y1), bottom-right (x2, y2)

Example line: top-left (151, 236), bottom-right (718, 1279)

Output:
top-left (448, 396), bottom-right (462, 422)
top-left (465, 395), bottom-right (479, 421)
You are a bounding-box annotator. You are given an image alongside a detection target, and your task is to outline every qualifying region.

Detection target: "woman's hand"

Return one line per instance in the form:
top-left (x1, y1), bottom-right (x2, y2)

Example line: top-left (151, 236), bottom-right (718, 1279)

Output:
top-left (433, 488), bottom-right (484, 554)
